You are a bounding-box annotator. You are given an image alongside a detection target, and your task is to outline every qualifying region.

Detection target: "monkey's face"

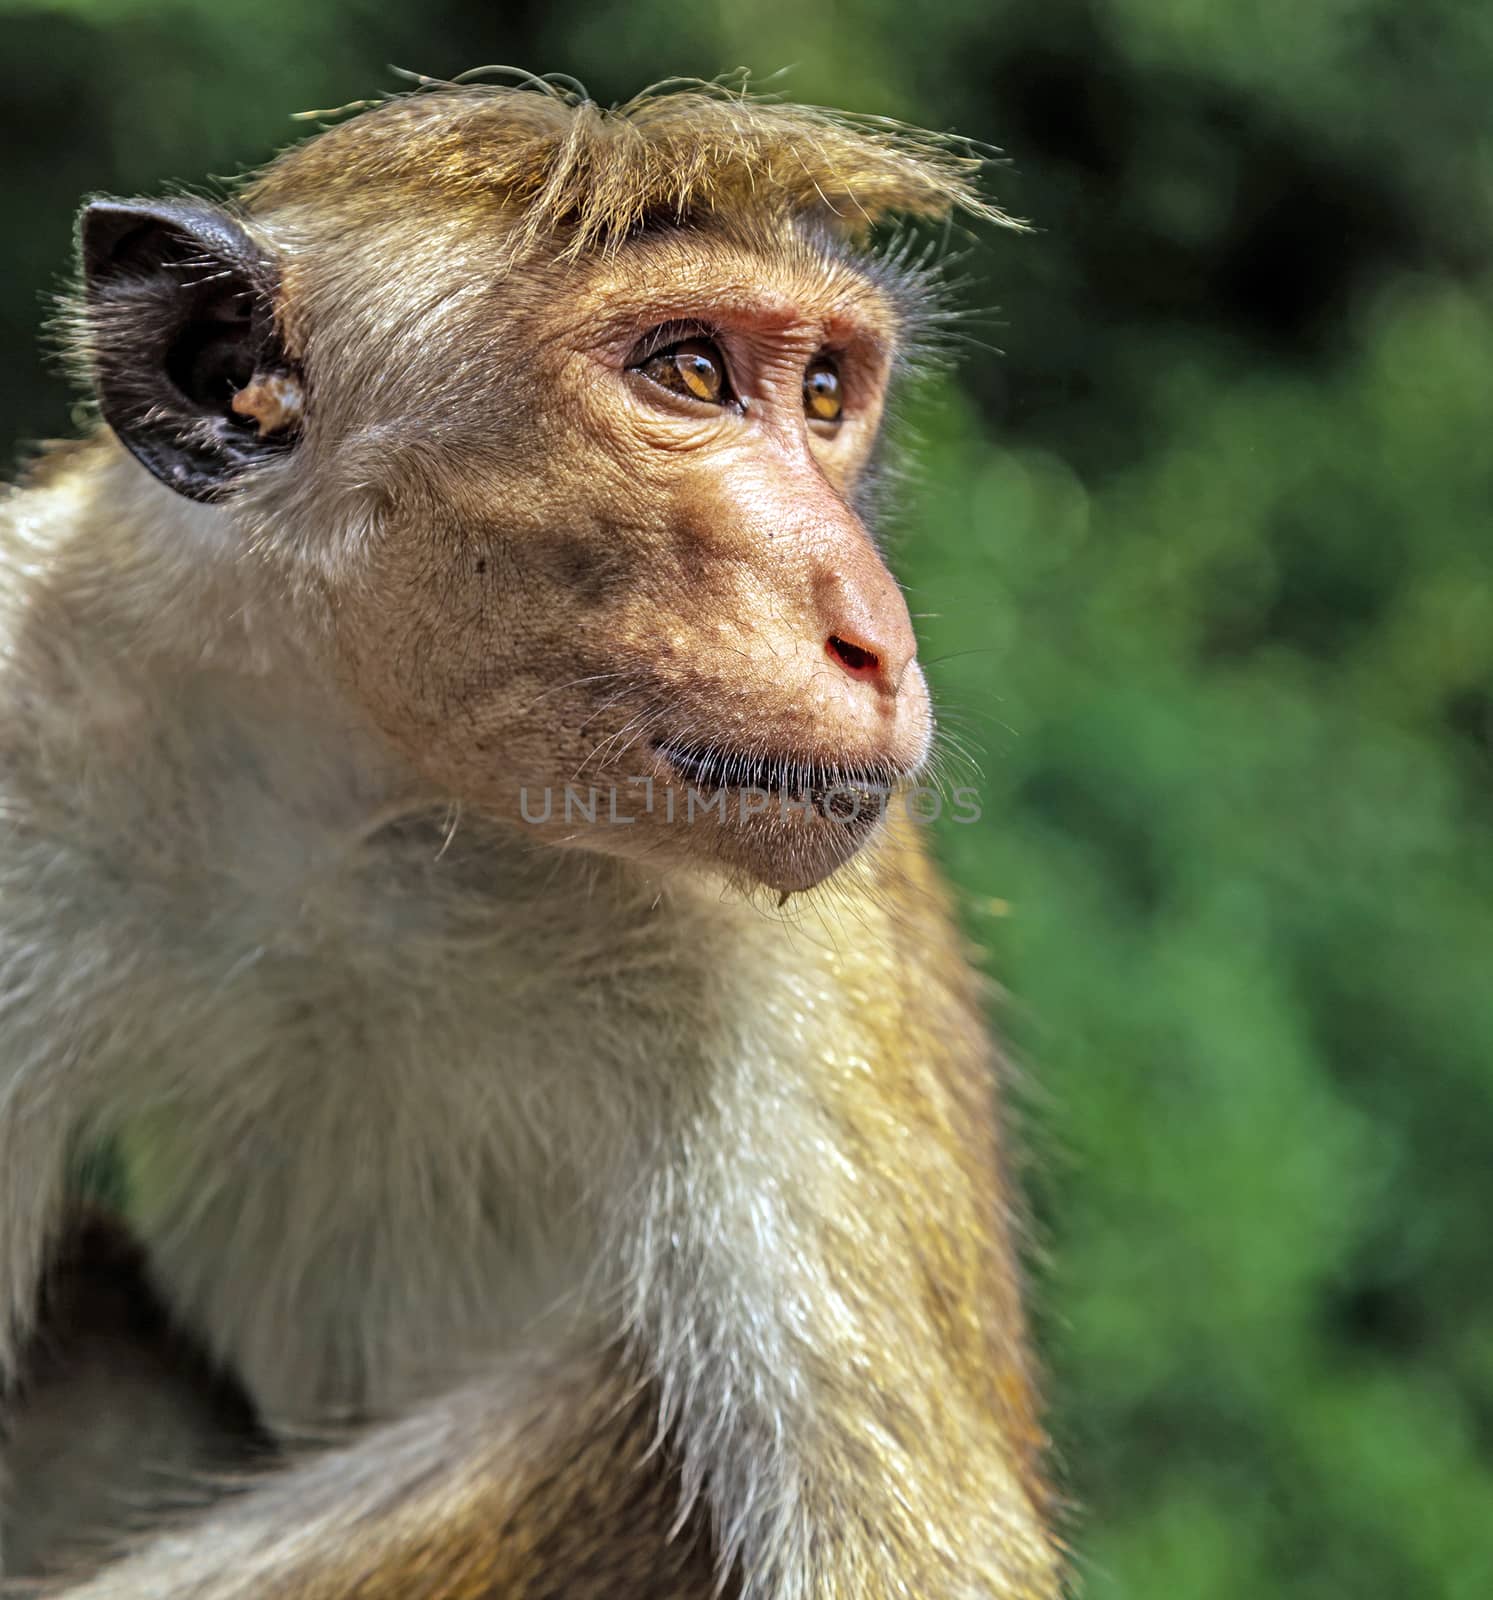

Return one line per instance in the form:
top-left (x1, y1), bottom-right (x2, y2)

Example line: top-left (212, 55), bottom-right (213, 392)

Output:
top-left (79, 195), bottom-right (936, 894)
top-left (315, 226), bottom-right (933, 892)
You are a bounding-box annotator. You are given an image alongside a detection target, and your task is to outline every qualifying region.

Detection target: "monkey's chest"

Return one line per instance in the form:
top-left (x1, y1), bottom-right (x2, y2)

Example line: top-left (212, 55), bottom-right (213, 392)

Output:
top-left (113, 1049), bottom-right (600, 1429)
top-left (94, 837), bottom-right (695, 1429)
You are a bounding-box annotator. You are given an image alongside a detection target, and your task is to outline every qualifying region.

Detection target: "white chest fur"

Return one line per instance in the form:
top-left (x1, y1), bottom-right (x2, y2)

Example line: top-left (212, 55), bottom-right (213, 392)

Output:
top-left (104, 823), bottom-right (764, 1425)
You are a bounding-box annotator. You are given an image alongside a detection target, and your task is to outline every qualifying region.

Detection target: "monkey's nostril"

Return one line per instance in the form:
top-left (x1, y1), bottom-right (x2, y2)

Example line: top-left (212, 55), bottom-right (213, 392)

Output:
top-left (826, 634), bottom-right (882, 681)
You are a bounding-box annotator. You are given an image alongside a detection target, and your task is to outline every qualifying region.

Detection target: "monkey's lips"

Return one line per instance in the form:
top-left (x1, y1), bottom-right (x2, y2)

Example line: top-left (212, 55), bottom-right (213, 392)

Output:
top-left (653, 740), bottom-right (897, 824)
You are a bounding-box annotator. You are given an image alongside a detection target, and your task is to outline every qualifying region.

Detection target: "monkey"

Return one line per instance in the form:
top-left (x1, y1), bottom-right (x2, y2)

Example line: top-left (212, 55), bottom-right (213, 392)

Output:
top-left (0, 79), bottom-right (1061, 1598)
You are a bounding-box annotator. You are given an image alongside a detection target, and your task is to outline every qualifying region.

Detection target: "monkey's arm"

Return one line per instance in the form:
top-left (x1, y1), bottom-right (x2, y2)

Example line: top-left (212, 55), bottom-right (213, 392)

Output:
top-left (24, 1349), bottom-right (725, 1600)
top-left (25, 1331), bottom-right (1053, 1600)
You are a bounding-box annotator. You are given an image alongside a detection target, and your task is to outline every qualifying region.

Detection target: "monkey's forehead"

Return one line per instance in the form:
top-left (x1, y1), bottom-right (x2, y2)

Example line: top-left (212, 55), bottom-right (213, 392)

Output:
top-left (242, 83), bottom-right (1012, 256)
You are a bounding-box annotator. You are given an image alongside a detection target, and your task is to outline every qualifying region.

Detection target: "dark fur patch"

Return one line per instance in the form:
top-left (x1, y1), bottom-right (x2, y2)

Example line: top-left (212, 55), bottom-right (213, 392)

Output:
top-left (1, 1212), bottom-right (270, 1579)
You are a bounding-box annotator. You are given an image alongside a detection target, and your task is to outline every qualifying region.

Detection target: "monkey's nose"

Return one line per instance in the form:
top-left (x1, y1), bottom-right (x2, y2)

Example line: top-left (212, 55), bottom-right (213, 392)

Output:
top-left (817, 568), bottom-right (917, 698)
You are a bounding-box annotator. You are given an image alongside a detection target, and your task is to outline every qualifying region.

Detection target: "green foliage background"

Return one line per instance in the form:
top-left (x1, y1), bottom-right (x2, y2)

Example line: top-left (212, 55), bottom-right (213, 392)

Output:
top-left (2, 3), bottom-right (1489, 1594)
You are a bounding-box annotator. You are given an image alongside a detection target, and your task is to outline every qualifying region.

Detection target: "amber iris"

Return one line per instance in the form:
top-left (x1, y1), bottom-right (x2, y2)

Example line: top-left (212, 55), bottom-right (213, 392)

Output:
top-left (642, 338), bottom-right (728, 403)
top-left (804, 357), bottom-right (842, 423)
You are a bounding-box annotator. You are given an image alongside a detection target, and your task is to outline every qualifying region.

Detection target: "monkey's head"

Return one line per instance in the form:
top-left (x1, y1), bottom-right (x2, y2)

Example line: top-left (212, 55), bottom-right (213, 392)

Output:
top-left (77, 83), bottom-right (1011, 893)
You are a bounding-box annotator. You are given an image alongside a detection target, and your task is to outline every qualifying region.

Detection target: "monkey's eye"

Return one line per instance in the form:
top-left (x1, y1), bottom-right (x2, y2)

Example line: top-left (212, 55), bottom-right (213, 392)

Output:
top-left (804, 357), bottom-right (843, 425)
top-left (635, 337), bottom-right (733, 406)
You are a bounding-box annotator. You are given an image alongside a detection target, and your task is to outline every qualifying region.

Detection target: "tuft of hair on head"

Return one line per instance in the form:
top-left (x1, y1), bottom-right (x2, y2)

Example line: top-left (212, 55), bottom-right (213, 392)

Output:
top-left (242, 72), bottom-right (1024, 261)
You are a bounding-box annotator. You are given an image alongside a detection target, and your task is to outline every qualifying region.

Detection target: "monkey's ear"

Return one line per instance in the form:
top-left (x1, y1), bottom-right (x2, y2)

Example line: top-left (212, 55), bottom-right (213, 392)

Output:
top-left (80, 198), bottom-right (303, 503)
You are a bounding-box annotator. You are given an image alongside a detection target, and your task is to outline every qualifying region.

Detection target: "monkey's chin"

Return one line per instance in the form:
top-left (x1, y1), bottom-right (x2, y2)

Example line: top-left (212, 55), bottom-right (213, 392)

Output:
top-left (593, 795), bottom-right (888, 895)
top-left (647, 740), bottom-right (904, 894)
top-left (720, 811), bottom-right (888, 894)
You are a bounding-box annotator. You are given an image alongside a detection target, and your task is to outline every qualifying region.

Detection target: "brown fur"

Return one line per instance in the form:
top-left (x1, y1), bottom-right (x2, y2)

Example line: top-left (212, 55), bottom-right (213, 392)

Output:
top-left (233, 1354), bottom-right (735, 1600)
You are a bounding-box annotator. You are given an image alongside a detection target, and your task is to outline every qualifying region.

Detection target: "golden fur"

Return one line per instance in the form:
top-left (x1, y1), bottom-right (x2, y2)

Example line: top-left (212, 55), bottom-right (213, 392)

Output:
top-left (246, 77), bottom-right (1017, 260)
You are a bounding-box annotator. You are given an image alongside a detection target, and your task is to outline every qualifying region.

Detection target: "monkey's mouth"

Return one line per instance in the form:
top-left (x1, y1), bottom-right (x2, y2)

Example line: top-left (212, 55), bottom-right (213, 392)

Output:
top-left (654, 740), bottom-right (897, 823)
